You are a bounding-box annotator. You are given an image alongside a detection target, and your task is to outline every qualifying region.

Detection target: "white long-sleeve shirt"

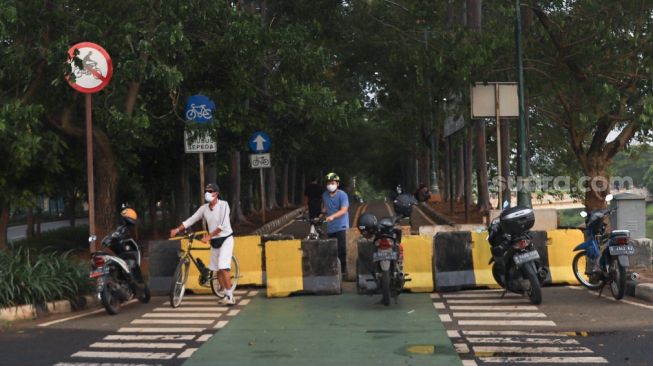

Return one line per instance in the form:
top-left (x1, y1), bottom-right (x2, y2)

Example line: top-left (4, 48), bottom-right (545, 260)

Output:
top-left (182, 200), bottom-right (233, 237)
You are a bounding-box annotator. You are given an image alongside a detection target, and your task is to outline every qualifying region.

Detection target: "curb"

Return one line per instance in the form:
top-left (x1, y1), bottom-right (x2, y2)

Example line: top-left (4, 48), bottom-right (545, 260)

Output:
top-left (0, 294), bottom-right (100, 322)
top-left (626, 278), bottom-right (653, 303)
top-left (249, 207), bottom-right (305, 236)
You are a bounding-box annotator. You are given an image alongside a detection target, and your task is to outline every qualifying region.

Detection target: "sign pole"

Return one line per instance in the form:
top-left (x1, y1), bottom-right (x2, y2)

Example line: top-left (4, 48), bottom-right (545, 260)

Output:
top-left (85, 93), bottom-right (96, 252)
top-left (199, 152), bottom-right (206, 231)
top-left (495, 84), bottom-right (502, 208)
top-left (259, 168), bottom-right (266, 223)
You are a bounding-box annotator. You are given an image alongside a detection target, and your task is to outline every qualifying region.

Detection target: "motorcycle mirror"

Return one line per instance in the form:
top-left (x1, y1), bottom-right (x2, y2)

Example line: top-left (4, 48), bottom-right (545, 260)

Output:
top-left (502, 200), bottom-right (510, 209)
top-left (475, 226), bottom-right (485, 233)
top-left (580, 211), bottom-right (587, 218)
top-left (88, 235), bottom-right (97, 243)
top-left (605, 194), bottom-right (614, 202)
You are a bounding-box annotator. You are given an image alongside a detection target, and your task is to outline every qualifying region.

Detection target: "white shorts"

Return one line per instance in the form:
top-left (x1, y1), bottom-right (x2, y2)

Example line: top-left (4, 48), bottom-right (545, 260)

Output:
top-left (208, 236), bottom-right (234, 271)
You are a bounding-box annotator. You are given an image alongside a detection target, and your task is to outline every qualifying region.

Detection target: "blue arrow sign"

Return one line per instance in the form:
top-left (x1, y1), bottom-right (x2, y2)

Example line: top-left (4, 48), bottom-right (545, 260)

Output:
top-left (248, 131), bottom-right (271, 153)
top-left (184, 94), bottom-right (216, 123)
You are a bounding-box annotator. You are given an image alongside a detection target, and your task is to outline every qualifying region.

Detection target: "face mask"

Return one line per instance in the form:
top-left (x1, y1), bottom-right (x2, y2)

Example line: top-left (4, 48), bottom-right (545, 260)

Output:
top-left (205, 192), bottom-right (215, 202)
top-left (326, 184), bottom-right (337, 193)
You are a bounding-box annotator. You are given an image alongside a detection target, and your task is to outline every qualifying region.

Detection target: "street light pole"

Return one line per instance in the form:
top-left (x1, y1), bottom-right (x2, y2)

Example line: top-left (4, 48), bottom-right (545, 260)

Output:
top-left (516, 1), bottom-right (532, 208)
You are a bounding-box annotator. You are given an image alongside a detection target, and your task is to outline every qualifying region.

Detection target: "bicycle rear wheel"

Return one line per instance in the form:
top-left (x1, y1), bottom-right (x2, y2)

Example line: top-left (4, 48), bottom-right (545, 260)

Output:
top-left (170, 257), bottom-right (190, 308)
top-left (210, 256), bottom-right (240, 298)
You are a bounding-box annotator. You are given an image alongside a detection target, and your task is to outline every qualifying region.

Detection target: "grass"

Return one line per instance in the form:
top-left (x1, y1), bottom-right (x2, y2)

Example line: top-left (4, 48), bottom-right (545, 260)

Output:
top-left (558, 208), bottom-right (585, 228)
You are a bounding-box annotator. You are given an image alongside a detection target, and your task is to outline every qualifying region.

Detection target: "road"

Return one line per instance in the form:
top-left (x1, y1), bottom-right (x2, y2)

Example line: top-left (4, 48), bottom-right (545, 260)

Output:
top-left (8, 218), bottom-right (88, 242)
top-left (2, 202), bottom-right (652, 365)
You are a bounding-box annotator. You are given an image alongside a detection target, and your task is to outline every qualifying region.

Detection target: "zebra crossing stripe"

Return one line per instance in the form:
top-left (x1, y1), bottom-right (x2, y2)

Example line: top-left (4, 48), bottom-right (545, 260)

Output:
top-left (466, 337), bottom-right (579, 345)
top-left (54, 363), bottom-right (162, 366)
top-left (433, 302), bottom-right (445, 309)
top-left (461, 360), bottom-right (478, 366)
top-left (449, 305), bottom-right (539, 311)
top-left (177, 348), bottom-right (198, 358)
top-left (153, 307), bottom-right (227, 312)
top-left (196, 334), bottom-right (213, 342)
top-left (142, 313), bottom-right (221, 318)
top-left (240, 299), bottom-right (251, 305)
top-left (458, 320), bottom-right (556, 326)
top-left (71, 351), bottom-right (176, 360)
top-left (463, 330), bottom-right (569, 337)
top-left (90, 342), bottom-right (186, 349)
top-left (227, 309), bottom-right (241, 316)
top-left (442, 293), bottom-right (522, 298)
top-left (473, 346), bottom-right (593, 354)
top-left (447, 330), bottom-right (461, 338)
top-left (429, 293), bottom-right (440, 299)
top-left (439, 314), bottom-right (452, 322)
top-left (117, 327), bottom-right (205, 333)
top-left (478, 356), bottom-right (608, 363)
top-left (452, 312), bottom-right (547, 318)
top-left (454, 344), bottom-right (470, 353)
top-left (248, 290), bottom-right (259, 296)
top-left (214, 320), bottom-right (229, 329)
top-left (446, 299), bottom-right (532, 304)
top-left (131, 319), bottom-right (214, 325)
top-left (104, 335), bottom-right (195, 341)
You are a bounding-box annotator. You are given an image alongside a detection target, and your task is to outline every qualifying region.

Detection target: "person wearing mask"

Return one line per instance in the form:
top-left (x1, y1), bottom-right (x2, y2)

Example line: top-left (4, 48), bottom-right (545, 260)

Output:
top-left (169, 183), bottom-right (236, 305)
top-left (322, 172), bottom-right (349, 275)
top-left (304, 177), bottom-right (323, 219)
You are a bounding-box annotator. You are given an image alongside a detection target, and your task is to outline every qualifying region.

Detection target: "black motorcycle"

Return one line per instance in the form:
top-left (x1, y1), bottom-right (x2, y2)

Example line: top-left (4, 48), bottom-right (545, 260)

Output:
top-left (89, 210), bottom-right (150, 315)
top-left (488, 204), bottom-right (548, 305)
top-left (356, 194), bottom-right (416, 306)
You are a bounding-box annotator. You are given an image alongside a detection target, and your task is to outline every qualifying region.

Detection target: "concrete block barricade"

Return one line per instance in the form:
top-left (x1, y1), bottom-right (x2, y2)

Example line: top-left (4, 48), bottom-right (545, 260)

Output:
top-left (402, 235), bottom-right (434, 292)
top-left (233, 235), bottom-right (265, 286)
top-left (265, 239), bottom-right (304, 297)
top-left (545, 229), bottom-right (584, 284)
top-left (630, 238), bottom-right (652, 271)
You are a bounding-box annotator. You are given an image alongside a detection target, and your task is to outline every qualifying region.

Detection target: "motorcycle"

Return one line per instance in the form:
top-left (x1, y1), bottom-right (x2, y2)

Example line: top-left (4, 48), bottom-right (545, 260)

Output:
top-left (89, 208), bottom-right (150, 315)
top-left (356, 193), bottom-right (416, 306)
top-left (488, 202), bottom-right (548, 305)
top-left (571, 194), bottom-right (634, 300)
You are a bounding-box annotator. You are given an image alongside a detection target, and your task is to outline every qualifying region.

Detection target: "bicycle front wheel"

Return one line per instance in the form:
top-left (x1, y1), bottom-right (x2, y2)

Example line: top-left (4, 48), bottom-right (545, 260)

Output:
top-left (170, 257), bottom-right (190, 308)
top-left (210, 256), bottom-right (240, 298)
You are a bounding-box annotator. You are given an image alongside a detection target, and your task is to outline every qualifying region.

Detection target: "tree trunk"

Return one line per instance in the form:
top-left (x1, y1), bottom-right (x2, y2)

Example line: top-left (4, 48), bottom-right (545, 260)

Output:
top-left (26, 207), bottom-right (35, 239)
top-left (93, 131), bottom-right (119, 241)
top-left (581, 156), bottom-right (611, 211)
top-left (474, 120), bottom-right (491, 212)
top-left (290, 158), bottom-right (297, 205)
top-left (148, 190), bottom-right (158, 233)
top-left (455, 141), bottom-right (464, 202)
top-left (0, 201), bottom-right (9, 250)
top-left (65, 190), bottom-right (77, 227)
top-left (441, 137), bottom-right (450, 201)
top-left (500, 118), bottom-right (511, 206)
top-left (230, 150), bottom-right (250, 225)
top-left (466, 0), bottom-right (482, 32)
top-left (267, 166), bottom-right (279, 210)
top-left (465, 129), bottom-right (473, 210)
top-left (282, 161), bottom-right (290, 208)
top-left (175, 160), bottom-right (191, 223)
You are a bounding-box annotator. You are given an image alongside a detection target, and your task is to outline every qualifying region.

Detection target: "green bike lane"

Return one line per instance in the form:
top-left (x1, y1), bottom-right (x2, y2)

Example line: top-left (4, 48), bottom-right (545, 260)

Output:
top-left (184, 289), bottom-right (461, 366)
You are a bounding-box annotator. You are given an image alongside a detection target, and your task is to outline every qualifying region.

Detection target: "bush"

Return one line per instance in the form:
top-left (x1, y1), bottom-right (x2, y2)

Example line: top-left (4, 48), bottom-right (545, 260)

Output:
top-left (0, 248), bottom-right (93, 308)
top-left (10, 226), bottom-right (89, 253)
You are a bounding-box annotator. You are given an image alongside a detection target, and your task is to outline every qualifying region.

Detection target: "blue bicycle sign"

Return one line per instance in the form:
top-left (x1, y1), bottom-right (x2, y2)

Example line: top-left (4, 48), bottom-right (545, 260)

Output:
top-left (184, 95), bottom-right (216, 123)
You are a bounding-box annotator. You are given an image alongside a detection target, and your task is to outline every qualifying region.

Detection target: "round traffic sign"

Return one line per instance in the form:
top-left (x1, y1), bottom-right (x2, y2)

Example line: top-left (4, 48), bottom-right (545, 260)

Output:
top-left (249, 131), bottom-right (271, 153)
top-left (66, 42), bottom-right (113, 94)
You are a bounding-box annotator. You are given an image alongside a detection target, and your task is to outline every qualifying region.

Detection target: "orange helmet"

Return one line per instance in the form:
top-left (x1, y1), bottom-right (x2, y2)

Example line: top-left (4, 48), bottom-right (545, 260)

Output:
top-left (120, 207), bottom-right (138, 224)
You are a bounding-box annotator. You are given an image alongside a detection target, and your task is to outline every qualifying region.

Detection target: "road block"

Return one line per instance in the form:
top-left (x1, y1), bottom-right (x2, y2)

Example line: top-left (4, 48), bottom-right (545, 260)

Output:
top-left (545, 229), bottom-right (583, 284)
top-left (402, 235), bottom-right (434, 292)
top-left (265, 238), bottom-right (341, 297)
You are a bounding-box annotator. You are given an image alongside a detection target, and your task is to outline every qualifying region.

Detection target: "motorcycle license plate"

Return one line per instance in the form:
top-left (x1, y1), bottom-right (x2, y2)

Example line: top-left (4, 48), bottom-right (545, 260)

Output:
top-left (609, 245), bottom-right (634, 256)
top-left (89, 267), bottom-right (108, 278)
top-left (373, 251), bottom-right (397, 262)
top-left (513, 250), bottom-right (540, 265)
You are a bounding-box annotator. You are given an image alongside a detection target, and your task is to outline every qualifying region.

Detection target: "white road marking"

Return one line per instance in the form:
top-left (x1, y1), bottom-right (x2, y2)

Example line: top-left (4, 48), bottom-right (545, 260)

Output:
top-left (227, 309), bottom-right (240, 316)
top-left (38, 308), bottom-right (106, 327)
top-left (462, 360), bottom-right (478, 366)
top-left (568, 285), bottom-right (653, 310)
top-left (443, 293), bottom-right (521, 298)
top-left (131, 319), bottom-right (214, 325)
top-left (479, 356), bottom-right (608, 363)
top-left (54, 363), bottom-right (162, 366)
top-left (449, 305), bottom-right (539, 311)
top-left (177, 348), bottom-right (198, 358)
top-left (458, 320), bottom-right (556, 326)
top-left (181, 295), bottom-right (219, 300)
top-left (234, 290), bottom-right (248, 295)
top-left (473, 346), bottom-right (592, 354)
top-left (104, 335), bottom-right (195, 341)
top-left (142, 313), bottom-right (221, 318)
top-left (466, 337), bottom-right (579, 345)
top-left (196, 334), bottom-right (213, 342)
top-left (117, 327), bottom-right (205, 333)
top-left (153, 307), bottom-right (226, 312)
top-left (429, 293), bottom-right (440, 299)
top-left (446, 299), bottom-right (530, 304)
top-left (463, 330), bottom-right (569, 337)
top-left (90, 342), bottom-right (186, 349)
top-left (71, 351), bottom-right (175, 360)
top-left (454, 343), bottom-right (470, 353)
top-left (452, 312), bottom-right (547, 318)
top-left (433, 302), bottom-right (445, 309)
top-left (248, 290), bottom-right (259, 296)
top-left (239, 299), bottom-right (251, 305)
top-left (447, 330), bottom-right (461, 338)
top-left (439, 314), bottom-right (452, 322)
top-left (214, 320), bottom-right (229, 329)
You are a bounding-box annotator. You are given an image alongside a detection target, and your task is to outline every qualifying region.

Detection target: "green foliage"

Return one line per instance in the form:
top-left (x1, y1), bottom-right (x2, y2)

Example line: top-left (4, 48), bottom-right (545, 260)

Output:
top-left (558, 208), bottom-right (584, 228)
top-left (0, 248), bottom-right (92, 307)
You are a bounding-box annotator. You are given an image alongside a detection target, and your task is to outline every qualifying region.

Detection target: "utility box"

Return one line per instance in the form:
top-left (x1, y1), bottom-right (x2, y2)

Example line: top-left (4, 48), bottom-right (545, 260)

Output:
top-left (610, 192), bottom-right (647, 239)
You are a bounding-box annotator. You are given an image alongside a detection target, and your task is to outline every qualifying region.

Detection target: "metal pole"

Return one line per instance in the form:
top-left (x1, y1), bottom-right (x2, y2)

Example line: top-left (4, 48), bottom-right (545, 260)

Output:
top-left (448, 136), bottom-right (454, 214)
top-left (516, 1), bottom-right (532, 207)
top-left (495, 83), bottom-right (502, 208)
top-left (199, 152), bottom-right (206, 231)
top-left (425, 30), bottom-right (439, 194)
top-left (85, 94), bottom-right (96, 252)
top-left (463, 129), bottom-right (469, 223)
top-left (259, 168), bottom-right (266, 223)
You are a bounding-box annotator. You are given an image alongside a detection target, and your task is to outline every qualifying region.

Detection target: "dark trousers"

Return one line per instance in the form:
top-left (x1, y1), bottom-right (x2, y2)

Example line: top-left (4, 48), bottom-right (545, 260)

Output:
top-left (328, 230), bottom-right (347, 273)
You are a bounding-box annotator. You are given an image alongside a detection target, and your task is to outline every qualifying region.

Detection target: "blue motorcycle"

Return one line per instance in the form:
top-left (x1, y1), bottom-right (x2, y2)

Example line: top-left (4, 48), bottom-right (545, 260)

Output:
top-left (572, 194), bottom-right (634, 300)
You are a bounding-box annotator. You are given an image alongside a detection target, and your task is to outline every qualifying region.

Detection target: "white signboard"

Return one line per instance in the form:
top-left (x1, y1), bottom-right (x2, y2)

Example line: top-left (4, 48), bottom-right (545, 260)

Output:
top-left (250, 153), bottom-right (271, 169)
top-left (184, 131), bottom-right (217, 153)
top-left (471, 83), bottom-right (519, 118)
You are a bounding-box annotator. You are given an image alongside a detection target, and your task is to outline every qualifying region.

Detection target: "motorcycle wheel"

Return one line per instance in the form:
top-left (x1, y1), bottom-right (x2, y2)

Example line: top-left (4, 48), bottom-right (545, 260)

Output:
top-left (492, 263), bottom-right (505, 287)
top-left (572, 252), bottom-right (602, 289)
top-left (170, 258), bottom-right (190, 308)
top-left (381, 270), bottom-right (391, 306)
top-left (609, 258), bottom-right (626, 300)
top-left (525, 266), bottom-right (543, 305)
top-left (138, 284), bottom-right (151, 303)
top-left (100, 283), bottom-right (121, 315)
top-left (356, 259), bottom-right (365, 295)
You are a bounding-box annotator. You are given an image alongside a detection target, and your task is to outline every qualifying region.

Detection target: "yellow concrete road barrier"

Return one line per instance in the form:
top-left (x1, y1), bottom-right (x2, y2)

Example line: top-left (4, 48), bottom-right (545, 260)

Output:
top-left (546, 229), bottom-right (584, 285)
top-left (265, 239), bottom-right (303, 297)
top-left (233, 235), bottom-right (264, 286)
top-left (402, 235), bottom-right (434, 292)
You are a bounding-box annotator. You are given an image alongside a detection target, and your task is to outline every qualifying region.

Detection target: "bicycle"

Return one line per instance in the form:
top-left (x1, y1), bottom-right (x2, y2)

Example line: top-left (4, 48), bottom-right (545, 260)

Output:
top-left (296, 215), bottom-right (326, 240)
top-left (168, 230), bottom-right (240, 308)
